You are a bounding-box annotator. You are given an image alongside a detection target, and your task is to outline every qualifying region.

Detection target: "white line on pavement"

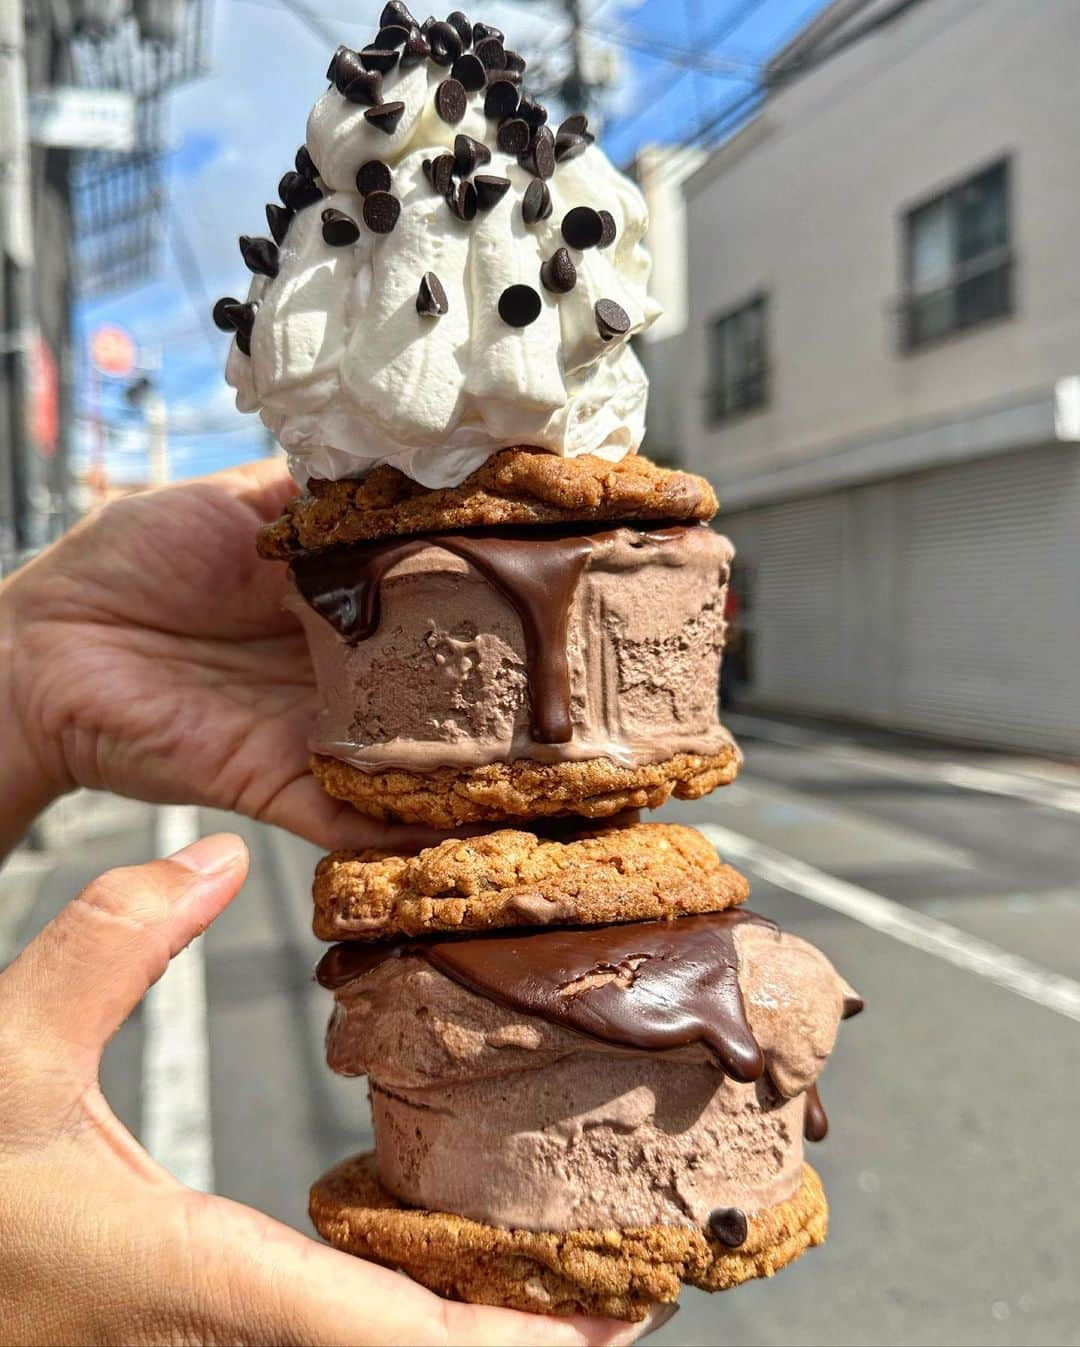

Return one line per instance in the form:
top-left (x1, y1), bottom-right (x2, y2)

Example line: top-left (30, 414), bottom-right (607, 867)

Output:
top-left (142, 805), bottom-right (215, 1192)
top-left (728, 713), bottom-right (1080, 816)
top-left (700, 822), bottom-right (1080, 1025)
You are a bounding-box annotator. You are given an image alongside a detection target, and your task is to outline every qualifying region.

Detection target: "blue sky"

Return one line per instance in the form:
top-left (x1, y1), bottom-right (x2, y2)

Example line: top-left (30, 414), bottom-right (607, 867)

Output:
top-left (74, 0), bottom-right (830, 483)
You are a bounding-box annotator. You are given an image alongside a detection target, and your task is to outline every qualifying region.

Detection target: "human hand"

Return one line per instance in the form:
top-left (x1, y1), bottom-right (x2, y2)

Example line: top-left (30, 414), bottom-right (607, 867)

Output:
top-left (1, 461), bottom-right (426, 856)
top-left (0, 835), bottom-right (666, 1346)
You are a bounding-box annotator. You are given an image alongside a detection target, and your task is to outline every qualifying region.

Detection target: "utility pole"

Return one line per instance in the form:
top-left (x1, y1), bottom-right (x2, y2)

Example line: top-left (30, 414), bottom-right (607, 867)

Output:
top-left (561, 0), bottom-right (591, 113)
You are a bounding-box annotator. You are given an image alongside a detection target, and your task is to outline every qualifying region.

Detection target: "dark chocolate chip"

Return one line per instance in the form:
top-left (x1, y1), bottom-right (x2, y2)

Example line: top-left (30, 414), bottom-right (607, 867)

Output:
top-left (517, 95), bottom-right (547, 128)
top-left (295, 144), bottom-right (319, 179)
top-left (321, 207), bottom-right (360, 246)
top-left (707, 1207), bottom-right (748, 1249)
top-left (555, 131), bottom-right (589, 163)
top-left (562, 205), bottom-right (604, 249)
top-left (234, 330), bottom-right (251, 357)
top-left (374, 23), bottom-right (410, 48)
top-left (356, 159), bottom-right (392, 195)
top-left (278, 170), bottom-right (322, 211)
top-left (430, 152), bottom-right (456, 195)
top-left (496, 117), bottom-right (530, 155)
top-left (416, 270), bottom-right (449, 316)
top-left (265, 202), bottom-right (293, 246)
top-left (427, 19), bottom-right (463, 65)
top-left (361, 46), bottom-right (399, 74)
top-left (474, 35), bottom-right (505, 70)
top-left (598, 209), bottom-right (617, 248)
top-left (343, 71), bottom-right (384, 106)
top-left (474, 173), bottom-right (510, 210)
top-left (326, 44), bottom-right (346, 81)
top-left (498, 65), bottom-right (523, 86)
top-left (381, 1), bottom-right (416, 27)
top-left (498, 283), bottom-right (542, 328)
top-left (595, 298), bottom-right (631, 340)
top-left (224, 301), bottom-right (257, 353)
top-left (454, 133), bottom-right (491, 176)
top-left (451, 52), bottom-right (486, 91)
top-left (503, 48), bottom-right (526, 73)
top-left (559, 112), bottom-right (589, 137)
top-left (400, 28), bottom-right (431, 67)
top-left (332, 48), bottom-right (366, 94)
top-left (446, 10), bottom-right (472, 47)
top-left (435, 78), bottom-right (467, 124)
top-left (363, 190), bottom-right (401, 234)
top-left (472, 20), bottom-right (503, 43)
top-left (521, 177), bottom-right (552, 224)
top-left (540, 246), bottom-right (577, 294)
top-left (445, 178), bottom-right (477, 221)
top-left (519, 124), bottom-right (555, 179)
top-left (484, 78), bottom-right (519, 119)
top-left (422, 157), bottom-right (433, 182)
top-left (212, 296), bottom-right (240, 331)
top-left (239, 235), bottom-right (279, 278)
top-left (365, 101), bottom-right (406, 134)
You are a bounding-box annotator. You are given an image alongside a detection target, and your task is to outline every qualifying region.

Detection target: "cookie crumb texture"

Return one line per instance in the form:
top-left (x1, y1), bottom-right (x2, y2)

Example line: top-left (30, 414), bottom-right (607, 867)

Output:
top-left (313, 821), bottom-right (750, 939)
top-left (309, 1154), bottom-right (828, 1321)
top-left (257, 449), bottom-right (718, 558)
top-left (311, 744), bottom-right (742, 828)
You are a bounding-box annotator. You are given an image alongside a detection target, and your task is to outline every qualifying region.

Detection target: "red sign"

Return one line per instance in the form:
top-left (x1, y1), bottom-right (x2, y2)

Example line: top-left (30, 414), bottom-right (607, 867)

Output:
top-left (29, 331), bottom-right (59, 458)
top-left (90, 325), bottom-right (137, 378)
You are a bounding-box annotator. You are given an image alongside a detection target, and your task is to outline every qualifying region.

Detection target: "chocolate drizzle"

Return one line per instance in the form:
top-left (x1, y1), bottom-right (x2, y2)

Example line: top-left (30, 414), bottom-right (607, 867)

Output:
top-left (803, 1083), bottom-right (828, 1142)
top-left (292, 524), bottom-right (695, 746)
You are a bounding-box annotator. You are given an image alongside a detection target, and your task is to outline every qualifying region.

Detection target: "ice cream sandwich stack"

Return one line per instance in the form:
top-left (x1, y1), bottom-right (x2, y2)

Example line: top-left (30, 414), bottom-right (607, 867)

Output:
top-left (220, 4), bottom-right (861, 1322)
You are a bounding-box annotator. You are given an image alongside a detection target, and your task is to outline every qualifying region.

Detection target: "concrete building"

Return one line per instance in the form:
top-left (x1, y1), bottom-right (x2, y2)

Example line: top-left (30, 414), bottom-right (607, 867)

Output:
top-left (680, 0), bottom-right (1080, 754)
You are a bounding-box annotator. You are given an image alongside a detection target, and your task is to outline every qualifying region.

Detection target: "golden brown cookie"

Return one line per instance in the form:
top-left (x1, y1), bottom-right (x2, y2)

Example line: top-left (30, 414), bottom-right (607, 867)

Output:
top-left (257, 449), bottom-right (718, 559)
top-left (312, 821), bottom-right (749, 941)
top-left (309, 1153), bottom-right (827, 1321)
top-left (311, 744), bottom-right (742, 829)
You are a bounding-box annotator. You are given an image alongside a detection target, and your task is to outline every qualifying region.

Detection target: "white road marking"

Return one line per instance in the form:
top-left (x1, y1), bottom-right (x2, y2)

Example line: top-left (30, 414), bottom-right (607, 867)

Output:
top-left (728, 713), bottom-right (1080, 816)
top-left (142, 805), bottom-right (215, 1192)
top-left (700, 823), bottom-right (1080, 1025)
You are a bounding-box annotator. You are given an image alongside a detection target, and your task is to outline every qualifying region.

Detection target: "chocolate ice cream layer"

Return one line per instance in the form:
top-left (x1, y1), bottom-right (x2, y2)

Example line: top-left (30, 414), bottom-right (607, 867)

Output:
top-left (287, 522), bottom-right (733, 773)
top-left (318, 914), bottom-right (860, 1233)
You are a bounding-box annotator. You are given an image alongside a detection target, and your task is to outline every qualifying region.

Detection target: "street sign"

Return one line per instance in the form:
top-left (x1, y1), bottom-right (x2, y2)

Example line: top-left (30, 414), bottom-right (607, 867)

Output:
top-left (90, 326), bottom-right (137, 379)
top-left (29, 88), bottom-right (137, 153)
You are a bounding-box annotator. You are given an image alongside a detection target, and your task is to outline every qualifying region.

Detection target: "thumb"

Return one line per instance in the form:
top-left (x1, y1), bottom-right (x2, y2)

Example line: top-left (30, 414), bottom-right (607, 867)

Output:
top-left (1, 834), bottom-right (247, 1071)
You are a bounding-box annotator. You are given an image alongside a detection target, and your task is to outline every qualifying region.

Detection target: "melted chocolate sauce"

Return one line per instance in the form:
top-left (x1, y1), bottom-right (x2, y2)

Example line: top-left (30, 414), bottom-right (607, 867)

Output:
top-left (291, 523), bottom-right (698, 745)
top-left (707, 1206), bottom-right (748, 1248)
top-left (317, 910), bottom-right (774, 1082)
top-left (803, 1083), bottom-right (828, 1143)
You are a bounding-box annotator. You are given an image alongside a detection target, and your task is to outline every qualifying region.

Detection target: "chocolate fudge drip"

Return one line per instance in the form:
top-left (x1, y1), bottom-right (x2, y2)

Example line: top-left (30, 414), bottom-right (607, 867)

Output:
top-left (803, 1083), bottom-right (828, 1142)
top-left (291, 523), bottom-right (698, 745)
top-left (318, 910), bottom-right (775, 1083)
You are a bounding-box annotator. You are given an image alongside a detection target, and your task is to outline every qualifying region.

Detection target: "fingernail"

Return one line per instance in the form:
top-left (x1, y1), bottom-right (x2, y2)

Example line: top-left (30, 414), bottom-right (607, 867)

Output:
top-left (170, 834), bottom-right (247, 876)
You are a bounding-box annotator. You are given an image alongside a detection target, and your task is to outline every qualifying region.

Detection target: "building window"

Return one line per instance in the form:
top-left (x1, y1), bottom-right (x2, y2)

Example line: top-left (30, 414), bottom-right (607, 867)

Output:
top-left (900, 159), bottom-right (1013, 351)
top-left (707, 294), bottom-right (768, 424)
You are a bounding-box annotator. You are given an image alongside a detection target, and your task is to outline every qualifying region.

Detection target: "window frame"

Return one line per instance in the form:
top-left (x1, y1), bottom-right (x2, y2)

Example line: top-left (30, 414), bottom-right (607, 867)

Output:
top-left (705, 291), bottom-right (770, 426)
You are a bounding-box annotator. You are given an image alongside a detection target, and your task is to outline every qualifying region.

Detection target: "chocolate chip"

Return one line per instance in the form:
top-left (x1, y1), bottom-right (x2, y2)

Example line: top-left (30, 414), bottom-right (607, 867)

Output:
top-left (496, 117), bottom-right (530, 155)
top-left (332, 48), bottom-right (366, 94)
top-left (521, 178), bottom-right (552, 224)
top-left (326, 44), bottom-right (348, 82)
top-left (239, 235), bottom-right (279, 278)
top-left (559, 112), bottom-right (589, 138)
top-left (562, 205), bottom-right (604, 249)
top-left (454, 133), bottom-right (491, 176)
top-left (363, 190), bottom-right (401, 234)
top-left (499, 66), bottom-right (523, 87)
top-left (278, 170), bottom-right (322, 211)
top-left (212, 296), bottom-right (240, 331)
top-left (475, 35), bottom-right (505, 69)
top-left (374, 23), bottom-right (410, 47)
top-left (342, 71), bottom-right (383, 106)
top-left (503, 48), bottom-right (526, 73)
top-left (595, 298), bottom-right (631, 340)
top-left (472, 20), bottom-right (503, 43)
top-left (517, 95), bottom-right (547, 128)
top-left (321, 207), bottom-right (360, 246)
top-left (417, 270), bottom-right (449, 316)
top-left (356, 159), bottom-right (392, 195)
top-left (446, 10), bottom-right (472, 47)
top-left (224, 301), bottom-right (257, 354)
top-left (430, 152), bottom-right (456, 195)
top-left (295, 144), bottom-right (319, 179)
top-left (435, 78), bottom-right (467, 124)
top-left (484, 79), bottom-right (519, 119)
top-left (540, 246), bottom-right (577, 294)
top-left (234, 330), bottom-right (251, 356)
top-left (598, 209), bottom-right (617, 248)
top-left (474, 173), bottom-right (510, 210)
top-left (707, 1207), bottom-right (748, 1249)
top-left (519, 124), bottom-right (555, 179)
top-left (361, 46), bottom-right (399, 74)
top-left (498, 284), bottom-right (542, 327)
top-left (399, 28), bottom-right (430, 67)
top-left (451, 52), bottom-right (486, 91)
top-left (365, 101), bottom-right (406, 134)
top-left (555, 131), bottom-right (588, 163)
top-left (427, 19), bottom-right (462, 65)
top-left (380, 1), bottom-right (415, 27)
top-left (445, 178), bottom-right (477, 222)
top-left (265, 202), bottom-right (293, 246)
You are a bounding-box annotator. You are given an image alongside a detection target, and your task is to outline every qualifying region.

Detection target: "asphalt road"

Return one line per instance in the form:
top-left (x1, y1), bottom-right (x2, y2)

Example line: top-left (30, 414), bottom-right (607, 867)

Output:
top-left (3, 714), bottom-right (1079, 1347)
